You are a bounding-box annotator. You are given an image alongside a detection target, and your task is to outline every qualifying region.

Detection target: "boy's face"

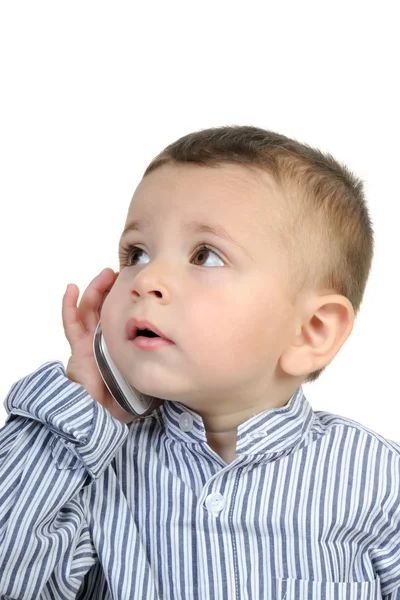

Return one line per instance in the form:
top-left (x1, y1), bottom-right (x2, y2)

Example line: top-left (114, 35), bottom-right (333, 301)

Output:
top-left (101, 163), bottom-right (304, 419)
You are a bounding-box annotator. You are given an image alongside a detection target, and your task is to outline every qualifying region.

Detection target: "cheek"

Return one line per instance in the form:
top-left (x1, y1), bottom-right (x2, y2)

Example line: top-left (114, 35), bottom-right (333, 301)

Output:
top-left (189, 291), bottom-right (292, 358)
top-left (99, 286), bottom-right (120, 326)
top-left (186, 295), bottom-right (256, 349)
top-left (98, 287), bottom-right (127, 356)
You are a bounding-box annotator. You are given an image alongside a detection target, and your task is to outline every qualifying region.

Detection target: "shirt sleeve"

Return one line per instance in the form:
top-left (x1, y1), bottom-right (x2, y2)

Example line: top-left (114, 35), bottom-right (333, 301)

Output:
top-left (384, 590), bottom-right (400, 600)
top-left (0, 360), bottom-right (129, 599)
top-left (370, 448), bottom-right (400, 598)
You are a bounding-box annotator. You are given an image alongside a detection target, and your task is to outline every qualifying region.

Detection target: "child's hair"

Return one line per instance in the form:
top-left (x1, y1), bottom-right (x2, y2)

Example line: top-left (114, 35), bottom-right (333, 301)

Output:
top-left (141, 125), bottom-right (375, 384)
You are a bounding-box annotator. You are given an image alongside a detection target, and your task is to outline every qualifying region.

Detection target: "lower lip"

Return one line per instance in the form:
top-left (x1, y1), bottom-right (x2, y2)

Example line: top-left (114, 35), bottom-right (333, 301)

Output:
top-left (132, 336), bottom-right (174, 350)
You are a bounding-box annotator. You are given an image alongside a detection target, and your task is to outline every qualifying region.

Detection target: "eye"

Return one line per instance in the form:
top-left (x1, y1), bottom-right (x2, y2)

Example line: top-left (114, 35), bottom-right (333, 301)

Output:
top-left (118, 243), bottom-right (225, 268)
top-left (192, 245), bottom-right (225, 267)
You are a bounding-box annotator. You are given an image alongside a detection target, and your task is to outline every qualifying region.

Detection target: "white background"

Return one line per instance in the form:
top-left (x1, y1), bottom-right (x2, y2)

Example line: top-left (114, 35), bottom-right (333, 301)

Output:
top-left (0, 1), bottom-right (398, 437)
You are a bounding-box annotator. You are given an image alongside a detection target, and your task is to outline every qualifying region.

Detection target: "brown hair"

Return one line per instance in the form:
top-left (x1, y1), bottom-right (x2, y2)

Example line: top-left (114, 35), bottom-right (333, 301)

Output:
top-left (142, 125), bottom-right (375, 384)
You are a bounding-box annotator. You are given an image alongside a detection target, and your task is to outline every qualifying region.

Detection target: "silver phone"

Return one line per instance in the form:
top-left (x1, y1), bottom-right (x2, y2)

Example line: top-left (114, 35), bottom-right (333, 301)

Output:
top-left (93, 321), bottom-right (157, 416)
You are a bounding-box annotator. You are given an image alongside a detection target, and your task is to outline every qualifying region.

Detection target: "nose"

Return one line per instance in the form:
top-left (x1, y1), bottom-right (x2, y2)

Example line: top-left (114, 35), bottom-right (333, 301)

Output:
top-left (130, 264), bottom-right (171, 302)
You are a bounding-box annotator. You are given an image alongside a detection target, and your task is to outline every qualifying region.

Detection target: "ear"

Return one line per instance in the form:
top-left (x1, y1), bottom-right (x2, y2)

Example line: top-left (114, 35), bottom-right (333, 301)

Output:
top-left (279, 294), bottom-right (355, 378)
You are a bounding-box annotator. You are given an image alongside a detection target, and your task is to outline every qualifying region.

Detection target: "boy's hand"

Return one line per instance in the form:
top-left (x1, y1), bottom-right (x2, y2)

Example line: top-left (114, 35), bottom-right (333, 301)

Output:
top-left (62, 268), bottom-right (140, 424)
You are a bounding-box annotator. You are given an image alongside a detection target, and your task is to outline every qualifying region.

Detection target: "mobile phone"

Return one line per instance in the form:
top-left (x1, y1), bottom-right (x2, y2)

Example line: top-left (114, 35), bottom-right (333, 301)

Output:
top-left (93, 321), bottom-right (157, 416)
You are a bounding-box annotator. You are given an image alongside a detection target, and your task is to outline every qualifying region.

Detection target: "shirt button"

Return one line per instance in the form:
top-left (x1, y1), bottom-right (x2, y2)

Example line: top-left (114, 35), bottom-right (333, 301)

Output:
top-left (179, 412), bottom-right (193, 432)
top-left (205, 493), bottom-right (225, 514)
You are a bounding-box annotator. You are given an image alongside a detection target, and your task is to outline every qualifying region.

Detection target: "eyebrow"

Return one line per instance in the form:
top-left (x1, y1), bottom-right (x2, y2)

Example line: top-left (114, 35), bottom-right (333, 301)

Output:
top-left (121, 218), bottom-right (251, 258)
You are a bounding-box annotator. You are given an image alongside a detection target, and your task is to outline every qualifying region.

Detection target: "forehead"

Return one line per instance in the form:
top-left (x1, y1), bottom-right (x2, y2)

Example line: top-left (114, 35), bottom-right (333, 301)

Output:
top-left (127, 163), bottom-right (285, 237)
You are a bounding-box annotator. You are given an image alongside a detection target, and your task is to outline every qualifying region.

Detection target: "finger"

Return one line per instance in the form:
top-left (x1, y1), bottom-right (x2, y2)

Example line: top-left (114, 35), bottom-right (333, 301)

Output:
top-left (77, 268), bottom-right (118, 333)
top-left (62, 283), bottom-right (86, 347)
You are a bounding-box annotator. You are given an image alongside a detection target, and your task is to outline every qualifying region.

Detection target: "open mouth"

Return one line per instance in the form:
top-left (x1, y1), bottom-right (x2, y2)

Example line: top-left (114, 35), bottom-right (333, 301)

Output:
top-left (126, 318), bottom-right (172, 343)
top-left (137, 329), bottom-right (160, 338)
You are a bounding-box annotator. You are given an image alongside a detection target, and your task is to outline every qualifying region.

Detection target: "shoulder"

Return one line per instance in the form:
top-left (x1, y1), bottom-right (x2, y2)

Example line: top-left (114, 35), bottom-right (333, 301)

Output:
top-left (313, 408), bottom-right (400, 460)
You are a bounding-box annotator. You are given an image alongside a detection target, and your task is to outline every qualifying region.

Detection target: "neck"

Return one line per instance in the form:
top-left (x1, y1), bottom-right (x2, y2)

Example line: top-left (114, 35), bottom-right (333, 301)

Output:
top-left (206, 428), bottom-right (237, 464)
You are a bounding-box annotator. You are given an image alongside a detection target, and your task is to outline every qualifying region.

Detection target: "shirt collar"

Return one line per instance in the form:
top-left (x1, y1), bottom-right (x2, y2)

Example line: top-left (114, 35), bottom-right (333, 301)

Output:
top-left (159, 385), bottom-right (315, 457)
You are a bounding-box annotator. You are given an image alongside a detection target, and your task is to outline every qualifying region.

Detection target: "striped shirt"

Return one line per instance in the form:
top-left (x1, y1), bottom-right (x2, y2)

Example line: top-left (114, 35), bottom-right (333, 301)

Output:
top-left (1, 361), bottom-right (400, 600)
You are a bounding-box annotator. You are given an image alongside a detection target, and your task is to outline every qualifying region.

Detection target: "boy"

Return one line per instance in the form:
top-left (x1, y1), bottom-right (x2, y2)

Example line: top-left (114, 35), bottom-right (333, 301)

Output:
top-left (1, 125), bottom-right (399, 599)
